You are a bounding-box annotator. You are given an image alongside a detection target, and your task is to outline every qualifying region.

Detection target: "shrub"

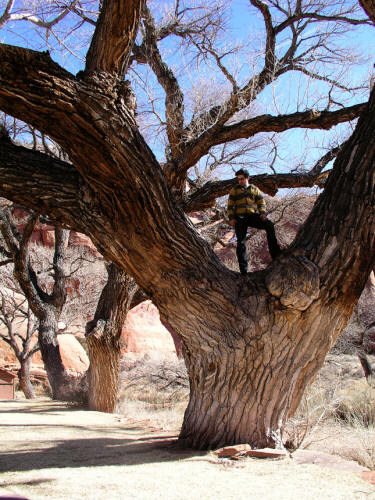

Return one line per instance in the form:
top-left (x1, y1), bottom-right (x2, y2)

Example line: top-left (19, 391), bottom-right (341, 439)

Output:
top-left (117, 356), bottom-right (189, 430)
top-left (341, 424), bottom-right (375, 469)
top-left (334, 380), bottom-right (375, 427)
top-left (119, 355), bottom-right (189, 407)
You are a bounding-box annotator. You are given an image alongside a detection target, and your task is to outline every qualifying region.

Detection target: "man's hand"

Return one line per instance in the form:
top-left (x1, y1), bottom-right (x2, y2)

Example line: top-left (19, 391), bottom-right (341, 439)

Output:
top-left (260, 213), bottom-right (267, 221)
top-left (229, 219), bottom-right (236, 227)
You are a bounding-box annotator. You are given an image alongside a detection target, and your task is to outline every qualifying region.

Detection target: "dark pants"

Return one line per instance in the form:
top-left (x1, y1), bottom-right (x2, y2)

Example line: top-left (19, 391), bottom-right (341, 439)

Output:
top-left (235, 213), bottom-right (280, 273)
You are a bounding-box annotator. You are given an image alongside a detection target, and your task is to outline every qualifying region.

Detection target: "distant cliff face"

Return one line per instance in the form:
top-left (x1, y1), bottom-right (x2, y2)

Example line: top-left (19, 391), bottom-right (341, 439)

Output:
top-left (121, 301), bottom-right (177, 357)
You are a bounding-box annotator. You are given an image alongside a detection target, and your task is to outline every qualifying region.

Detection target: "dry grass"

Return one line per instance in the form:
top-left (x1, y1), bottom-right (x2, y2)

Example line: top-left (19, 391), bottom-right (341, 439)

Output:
top-left (335, 380), bottom-right (375, 427)
top-left (341, 424), bottom-right (375, 469)
top-left (284, 379), bottom-right (340, 452)
top-left (117, 355), bottom-right (189, 430)
top-left (283, 355), bottom-right (375, 472)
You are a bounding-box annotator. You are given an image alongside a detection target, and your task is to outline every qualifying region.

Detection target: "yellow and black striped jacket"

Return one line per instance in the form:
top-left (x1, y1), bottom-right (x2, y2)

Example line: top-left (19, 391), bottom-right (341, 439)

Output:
top-left (227, 184), bottom-right (266, 219)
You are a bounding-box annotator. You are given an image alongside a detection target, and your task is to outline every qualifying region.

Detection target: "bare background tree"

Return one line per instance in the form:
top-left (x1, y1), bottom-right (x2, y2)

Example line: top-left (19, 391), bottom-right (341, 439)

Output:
top-left (0, 205), bottom-right (84, 400)
top-left (0, 286), bottom-right (39, 398)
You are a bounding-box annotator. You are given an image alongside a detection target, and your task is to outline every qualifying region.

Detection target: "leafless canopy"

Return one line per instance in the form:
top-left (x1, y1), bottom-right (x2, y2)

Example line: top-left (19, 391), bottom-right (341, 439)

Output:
top-left (0, 0), bottom-right (370, 208)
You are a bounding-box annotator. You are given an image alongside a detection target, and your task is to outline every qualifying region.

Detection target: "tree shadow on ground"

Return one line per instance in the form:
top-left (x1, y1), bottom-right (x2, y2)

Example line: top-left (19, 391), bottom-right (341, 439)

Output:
top-left (0, 400), bottom-right (82, 415)
top-left (0, 400), bottom-right (199, 473)
top-left (0, 422), bottom-right (159, 435)
top-left (0, 434), bottom-right (200, 473)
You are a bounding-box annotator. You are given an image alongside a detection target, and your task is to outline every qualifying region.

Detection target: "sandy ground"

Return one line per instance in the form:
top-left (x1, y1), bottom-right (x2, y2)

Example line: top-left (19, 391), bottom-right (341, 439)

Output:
top-left (0, 399), bottom-right (375, 500)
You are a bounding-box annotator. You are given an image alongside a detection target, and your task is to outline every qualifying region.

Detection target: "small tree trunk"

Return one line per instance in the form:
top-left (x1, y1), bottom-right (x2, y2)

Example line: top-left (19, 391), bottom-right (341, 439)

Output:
top-left (87, 335), bottom-right (121, 412)
top-left (18, 357), bottom-right (35, 399)
top-left (86, 264), bottom-right (137, 412)
top-left (38, 310), bottom-right (82, 401)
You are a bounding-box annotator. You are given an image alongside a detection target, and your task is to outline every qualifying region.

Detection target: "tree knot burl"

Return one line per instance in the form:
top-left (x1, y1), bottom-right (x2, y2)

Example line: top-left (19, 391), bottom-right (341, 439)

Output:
top-left (265, 255), bottom-right (320, 311)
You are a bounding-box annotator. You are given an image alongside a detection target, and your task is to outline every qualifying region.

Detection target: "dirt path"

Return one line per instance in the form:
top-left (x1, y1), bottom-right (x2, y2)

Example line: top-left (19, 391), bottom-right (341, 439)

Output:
top-left (0, 399), bottom-right (374, 500)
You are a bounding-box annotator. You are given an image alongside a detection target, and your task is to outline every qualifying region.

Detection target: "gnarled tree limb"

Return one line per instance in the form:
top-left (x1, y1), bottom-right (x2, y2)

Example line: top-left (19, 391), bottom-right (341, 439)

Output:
top-left (183, 172), bottom-right (328, 212)
top-left (141, 5), bottom-right (185, 161)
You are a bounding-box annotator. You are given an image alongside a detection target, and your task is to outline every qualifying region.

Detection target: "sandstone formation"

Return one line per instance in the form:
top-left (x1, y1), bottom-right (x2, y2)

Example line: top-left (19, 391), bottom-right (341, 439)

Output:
top-left (121, 301), bottom-right (176, 357)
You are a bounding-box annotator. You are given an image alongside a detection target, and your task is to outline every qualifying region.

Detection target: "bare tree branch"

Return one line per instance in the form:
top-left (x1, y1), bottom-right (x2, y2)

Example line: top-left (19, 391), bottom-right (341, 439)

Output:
top-left (250, 0), bottom-right (276, 71)
top-left (282, 64), bottom-right (363, 92)
top-left (183, 171), bottom-right (327, 212)
top-left (0, 208), bottom-right (19, 257)
top-left (140, 4), bottom-right (185, 160)
top-left (0, 0), bottom-right (79, 30)
top-left (157, 0), bottom-right (366, 190)
top-left (72, 3), bottom-right (98, 26)
top-left (50, 227), bottom-right (69, 309)
top-left (308, 142), bottom-right (347, 176)
top-left (0, 0), bottom-right (14, 30)
top-left (275, 6), bottom-right (372, 33)
top-left (0, 258), bottom-right (12, 266)
top-left (28, 342), bottom-right (40, 357)
top-left (177, 103), bottom-right (365, 174)
top-left (183, 140), bottom-right (347, 212)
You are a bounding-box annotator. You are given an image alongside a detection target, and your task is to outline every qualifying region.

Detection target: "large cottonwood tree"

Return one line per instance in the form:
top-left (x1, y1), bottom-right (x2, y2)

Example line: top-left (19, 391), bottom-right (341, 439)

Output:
top-left (0, 0), bottom-right (375, 449)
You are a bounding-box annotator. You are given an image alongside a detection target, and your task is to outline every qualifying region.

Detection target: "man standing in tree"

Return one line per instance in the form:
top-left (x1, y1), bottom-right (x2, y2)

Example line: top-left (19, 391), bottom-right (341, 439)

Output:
top-left (228, 169), bottom-right (281, 275)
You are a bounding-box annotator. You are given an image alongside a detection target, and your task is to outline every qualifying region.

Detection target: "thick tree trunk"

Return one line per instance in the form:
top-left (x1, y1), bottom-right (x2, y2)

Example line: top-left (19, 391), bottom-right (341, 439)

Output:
top-left (86, 264), bottom-right (137, 412)
top-left (174, 265), bottom-right (327, 449)
top-left (18, 357), bottom-right (35, 399)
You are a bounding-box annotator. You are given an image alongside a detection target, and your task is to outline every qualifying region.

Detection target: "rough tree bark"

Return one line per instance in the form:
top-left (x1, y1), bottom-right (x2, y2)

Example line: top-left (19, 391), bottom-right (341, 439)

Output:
top-left (1, 1), bottom-right (375, 448)
top-left (37, 308), bottom-right (74, 401)
top-left (360, 0), bottom-right (375, 22)
top-left (86, 264), bottom-right (138, 412)
top-left (18, 356), bottom-right (34, 399)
